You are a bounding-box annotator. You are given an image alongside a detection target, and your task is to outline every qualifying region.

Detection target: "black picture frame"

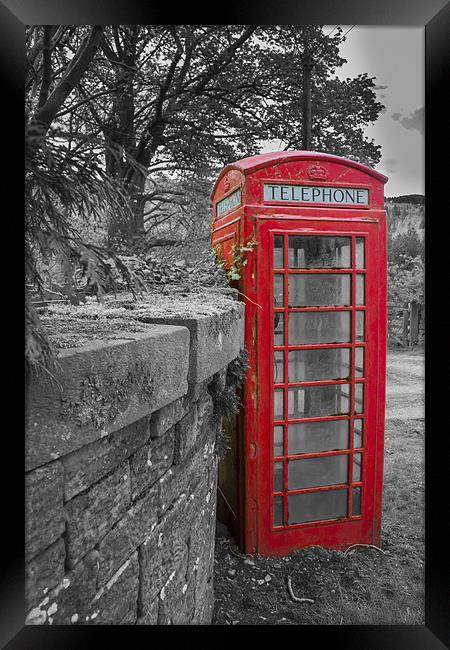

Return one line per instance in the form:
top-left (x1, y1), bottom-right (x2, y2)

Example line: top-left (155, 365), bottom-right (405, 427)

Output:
top-left (5, 1), bottom-right (449, 647)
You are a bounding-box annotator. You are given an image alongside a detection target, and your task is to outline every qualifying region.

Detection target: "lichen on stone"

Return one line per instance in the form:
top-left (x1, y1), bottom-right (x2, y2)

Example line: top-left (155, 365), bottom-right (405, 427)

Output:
top-left (206, 304), bottom-right (241, 338)
top-left (61, 360), bottom-right (154, 430)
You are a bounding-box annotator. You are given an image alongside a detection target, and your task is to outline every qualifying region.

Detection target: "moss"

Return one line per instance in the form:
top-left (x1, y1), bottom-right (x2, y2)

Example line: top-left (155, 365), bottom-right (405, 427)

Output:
top-left (208, 347), bottom-right (249, 457)
top-left (207, 304), bottom-right (242, 338)
top-left (61, 360), bottom-right (154, 430)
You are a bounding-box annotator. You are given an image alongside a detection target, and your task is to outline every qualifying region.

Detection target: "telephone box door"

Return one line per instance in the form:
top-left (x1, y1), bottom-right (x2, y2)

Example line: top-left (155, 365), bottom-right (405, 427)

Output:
top-left (256, 218), bottom-right (385, 555)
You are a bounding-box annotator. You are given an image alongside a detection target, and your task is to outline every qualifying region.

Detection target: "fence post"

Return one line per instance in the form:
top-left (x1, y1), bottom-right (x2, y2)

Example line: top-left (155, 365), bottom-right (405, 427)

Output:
top-left (402, 303), bottom-right (409, 347)
top-left (409, 300), bottom-right (420, 346)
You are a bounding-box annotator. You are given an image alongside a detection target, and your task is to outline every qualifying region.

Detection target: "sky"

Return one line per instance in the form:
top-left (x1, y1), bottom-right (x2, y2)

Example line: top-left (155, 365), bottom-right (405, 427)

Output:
top-left (261, 27), bottom-right (424, 198)
top-left (336, 26), bottom-right (424, 197)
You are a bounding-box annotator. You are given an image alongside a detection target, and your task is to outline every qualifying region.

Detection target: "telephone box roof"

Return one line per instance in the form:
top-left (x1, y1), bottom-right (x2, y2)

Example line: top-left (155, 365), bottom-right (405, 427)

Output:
top-left (212, 150), bottom-right (388, 197)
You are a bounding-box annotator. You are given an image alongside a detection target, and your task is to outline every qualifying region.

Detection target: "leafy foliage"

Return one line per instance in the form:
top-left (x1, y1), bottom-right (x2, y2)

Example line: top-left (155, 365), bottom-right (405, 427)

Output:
top-left (388, 255), bottom-right (424, 305)
top-left (387, 201), bottom-right (425, 308)
top-left (213, 238), bottom-right (258, 283)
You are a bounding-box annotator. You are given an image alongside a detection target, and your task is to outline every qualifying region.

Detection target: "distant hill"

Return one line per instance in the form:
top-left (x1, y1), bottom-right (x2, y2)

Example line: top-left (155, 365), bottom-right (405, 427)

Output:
top-left (385, 194), bottom-right (425, 205)
top-left (385, 195), bottom-right (425, 240)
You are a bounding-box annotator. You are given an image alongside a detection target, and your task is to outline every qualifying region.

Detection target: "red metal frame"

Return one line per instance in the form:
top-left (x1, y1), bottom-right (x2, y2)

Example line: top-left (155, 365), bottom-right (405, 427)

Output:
top-left (211, 152), bottom-right (387, 555)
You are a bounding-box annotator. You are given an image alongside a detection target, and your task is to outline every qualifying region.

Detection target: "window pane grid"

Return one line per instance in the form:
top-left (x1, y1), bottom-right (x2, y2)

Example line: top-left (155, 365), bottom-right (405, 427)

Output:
top-left (278, 306), bottom-right (367, 312)
top-left (283, 235), bottom-right (289, 467)
top-left (273, 446), bottom-right (366, 465)
top-left (284, 268), bottom-right (367, 274)
top-left (273, 342), bottom-right (367, 351)
top-left (274, 378), bottom-right (355, 389)
top-left (271, 233), bottom-right (368, 529)
top-left (276, 481), bottom-right (364, 497)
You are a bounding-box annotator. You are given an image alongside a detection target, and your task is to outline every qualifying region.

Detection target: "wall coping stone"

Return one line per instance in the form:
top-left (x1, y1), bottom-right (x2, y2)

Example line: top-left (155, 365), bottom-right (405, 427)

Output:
top-left (26, 304), bottom-right (245, 471)
top-left (26, 327), bottom-right (190, 471)
top-left (138, 302), bottom-right (245, 386)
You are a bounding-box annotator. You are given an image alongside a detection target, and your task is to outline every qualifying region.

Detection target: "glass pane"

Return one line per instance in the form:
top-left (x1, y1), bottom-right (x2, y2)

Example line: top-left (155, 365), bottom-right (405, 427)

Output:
top-left (274, 426), bottom-right (284, 457)
top-left (353, 453), bottom-right (362, 482)
top-left (355, 384), bottom-right (364, 414)
top-left (355, 347), bottom-right (364, 378)
top-left (274, 235), bottom-right (284, 268)
top-left (274, 351), bottom-right (284, 383)
top-left (288, 489), bottom-right (348, 524)
top-left (274, 389), bottom-right (284, 420)
top-left (288, 236), bottom-right (351, 269)
top-left (352, 487), bottom-right (362, 516)
top-left (289, 311), bottom-right (351, 345)
top-left (274, 313), bottom-right (284, 345)
top-left (356, 238), bottom-right (365, 269)
top-left (288, 348), bottom-right (351, 382)
top-left (288, 384), bottom-right (351, 419)
top-left (356, 275), bottom-right (365, 305)
top-left (274, 462), bottom-right (284, 492)
top-left (288, 420), bottom-right (349, 454)
top-left (274, 275), bottom-right (284, 307)
top-left (274, 496), bottom-right (284, 526)
top-left (289, 455), bottom-right (349, 489)
top-left (354, 419), bottom-right (364, 448)
top-left (288, 274), bottom-right (351, 307)
top-left (356, 311), bottom-right (365, 342)
top-left (340, 384), bottom-right (351, 414)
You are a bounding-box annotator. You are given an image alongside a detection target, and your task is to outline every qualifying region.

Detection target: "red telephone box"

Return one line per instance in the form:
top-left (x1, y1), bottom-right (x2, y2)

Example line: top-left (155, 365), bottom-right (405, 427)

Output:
top-left (211, 151), bottom-right (388, 556)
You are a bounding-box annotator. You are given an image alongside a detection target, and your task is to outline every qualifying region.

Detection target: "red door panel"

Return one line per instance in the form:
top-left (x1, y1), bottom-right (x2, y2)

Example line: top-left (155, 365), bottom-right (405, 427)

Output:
top-left (255, 218), bottom-right (382, 555)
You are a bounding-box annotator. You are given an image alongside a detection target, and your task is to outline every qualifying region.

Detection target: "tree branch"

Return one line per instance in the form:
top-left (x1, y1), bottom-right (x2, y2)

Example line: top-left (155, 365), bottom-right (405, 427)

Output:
top-left (37, 26), bottom-right (54, 110)
top-left (29, 26), bottom-right (105, 141)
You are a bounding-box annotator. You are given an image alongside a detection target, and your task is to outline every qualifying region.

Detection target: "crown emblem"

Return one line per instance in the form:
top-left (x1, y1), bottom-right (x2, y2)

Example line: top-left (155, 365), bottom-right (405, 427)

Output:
top-left (223, 175), bottom-right (231, 191)
top-left (308, 162), bottom-right (328, 180)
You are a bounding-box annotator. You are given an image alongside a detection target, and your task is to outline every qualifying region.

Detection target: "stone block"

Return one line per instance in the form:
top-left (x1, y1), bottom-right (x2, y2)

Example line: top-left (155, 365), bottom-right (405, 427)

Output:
top-left (197, 389), bottom-right (214, 421)
top-left (26, 328), bottom-right (190, 471)
top-left (88, 552), bottom-right (139, 625)
top-left (186, 377), bottom-right (212, 403)
top-left (187, 469), bottom-right (217, 624)
top-left (97, 484), bottom-right (159, 587)
top-left (138, 493), bottom-right (190, 612)
top-left (192, 580), bottom-right (214, 625)
top-left (173, 403), bottom-right (198, 464)
top-left (25, 550), bottom-right (99, 625)
top-left (160, 416), bottom-right (216, 517)
top-left (136, 599), bottom-right (158, 625)
top-left (65, 462), bottom-right (131, 566)
top-left (137, 304), bottom-right (244, 386)
top-left (63, 416), bottom-right (151, 500)
top-left (130, 429), bottom-right (174, 499)
top-left (158, 444), bottom-right (204, 514)
top-left (150, 397), bottom-right (188, 438)
top-left (157, 546), bottom-right (195, 625)
top-left (25, 538), bottom-right (65, 613)
top-left (25, 462), bottom-right (65, 562)
top-left (172, 390), bottom-right (214, 467)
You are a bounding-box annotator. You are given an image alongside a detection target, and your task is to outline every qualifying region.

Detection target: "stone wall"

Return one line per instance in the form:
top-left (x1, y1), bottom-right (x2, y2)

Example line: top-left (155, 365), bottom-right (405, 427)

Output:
top-left (25, 304), bottom-right (244, 625)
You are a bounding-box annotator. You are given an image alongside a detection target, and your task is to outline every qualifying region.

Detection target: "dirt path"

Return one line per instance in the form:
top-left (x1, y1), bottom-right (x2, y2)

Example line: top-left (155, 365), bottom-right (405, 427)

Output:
top-left (212, 347), bottom-right (425, 625)
top-left (385, 347), bottom-right (424, 420)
